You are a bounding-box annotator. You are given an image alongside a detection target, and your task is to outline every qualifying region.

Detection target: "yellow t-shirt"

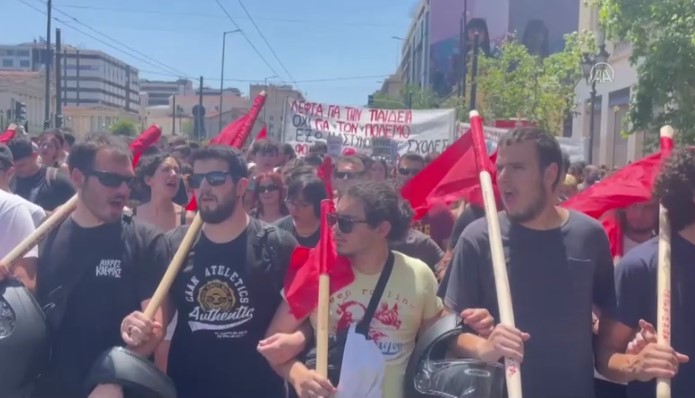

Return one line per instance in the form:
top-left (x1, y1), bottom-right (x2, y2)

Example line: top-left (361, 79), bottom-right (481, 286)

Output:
top-left (309, 251), bottom-right (444, 398)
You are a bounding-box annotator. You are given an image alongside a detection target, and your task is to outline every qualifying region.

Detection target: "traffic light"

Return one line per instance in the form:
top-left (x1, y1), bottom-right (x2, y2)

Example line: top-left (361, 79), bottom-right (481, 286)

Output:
top-left (14, 101), bottom-right (27, 122)
top-left (368, 95), bottom-right (374, 107)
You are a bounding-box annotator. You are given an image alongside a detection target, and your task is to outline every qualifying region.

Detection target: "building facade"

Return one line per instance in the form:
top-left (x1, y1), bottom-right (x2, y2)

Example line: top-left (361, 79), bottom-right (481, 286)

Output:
top-left (140, 78), bottom-right (192, 107)
top-left (0, 70), bottom-right (44, 133)
top-left (571, 3), bottom-right (641, 167)
top-left (249, 84), bottom-right (304, 141)
top-left (0, 44), bottom-right (33, 71)
top-left (58, 47), bottom-right (141, 115)
top-left (399, 0), bottom-right (579, 97)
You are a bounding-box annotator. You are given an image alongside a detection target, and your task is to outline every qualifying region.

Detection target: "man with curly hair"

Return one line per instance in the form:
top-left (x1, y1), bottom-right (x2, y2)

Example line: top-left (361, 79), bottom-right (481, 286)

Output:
top-left (600, 148), bottom-right (694, 397)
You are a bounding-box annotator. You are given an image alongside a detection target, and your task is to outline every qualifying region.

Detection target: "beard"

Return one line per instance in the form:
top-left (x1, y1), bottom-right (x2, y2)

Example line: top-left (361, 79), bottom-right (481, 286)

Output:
top-left (199, 190), bottom-right (238, 224)
top-left (83, 180), bottom-right (126, 224)
top-left (506, 182), bottom-right (549, 224)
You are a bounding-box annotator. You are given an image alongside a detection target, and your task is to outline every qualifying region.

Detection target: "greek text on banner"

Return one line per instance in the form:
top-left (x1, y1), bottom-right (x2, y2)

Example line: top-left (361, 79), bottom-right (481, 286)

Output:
top-left (282, 99), bottom-right (455, 156)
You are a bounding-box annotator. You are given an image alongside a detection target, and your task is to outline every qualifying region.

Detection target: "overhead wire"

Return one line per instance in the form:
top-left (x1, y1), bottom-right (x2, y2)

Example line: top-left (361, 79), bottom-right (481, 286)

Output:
top-left (236, 0), bottom-right (298, 88)
top-left (213, 0), bottom-right (283, 83)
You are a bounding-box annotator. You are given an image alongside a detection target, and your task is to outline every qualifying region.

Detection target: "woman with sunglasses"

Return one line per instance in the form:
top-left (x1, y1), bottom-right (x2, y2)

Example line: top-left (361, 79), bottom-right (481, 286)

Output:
top-left (132, 152), bottom-right (193, 231)
top-left (274, 173), bottom-right (327, 248)
top-left (250, 171), bottom-right (288, 223)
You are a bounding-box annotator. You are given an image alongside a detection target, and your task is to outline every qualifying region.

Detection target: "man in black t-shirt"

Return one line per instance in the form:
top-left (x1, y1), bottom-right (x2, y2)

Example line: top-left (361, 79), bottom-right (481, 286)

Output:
top-left (32, 133), bottom-right (170, 398)
top-left (122, 145), bottom-right (300, 398)
top-left (606, 148), bottom-right (694, 397)
top-left (440, 127), bottom-right (622, 398)
top-left (8, 136), bottom-right (75, 211)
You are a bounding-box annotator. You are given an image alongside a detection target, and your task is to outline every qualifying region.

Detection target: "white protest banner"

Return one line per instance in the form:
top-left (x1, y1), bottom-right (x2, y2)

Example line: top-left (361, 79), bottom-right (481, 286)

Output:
top-left (456, 122), bottom-right (588, 162)
top-left (282, 99), bottom-right (455, 156)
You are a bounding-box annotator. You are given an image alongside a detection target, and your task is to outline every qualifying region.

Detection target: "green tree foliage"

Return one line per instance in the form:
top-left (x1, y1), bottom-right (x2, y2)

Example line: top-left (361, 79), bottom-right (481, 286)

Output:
top-left (474, 32), bottom-right (595, 133)
top-left (109, 119), bottom-right (137, 137)
top-left (181, 119), bottom-right (195, 138)
top-left (600, 0), bottom-right (695, 143)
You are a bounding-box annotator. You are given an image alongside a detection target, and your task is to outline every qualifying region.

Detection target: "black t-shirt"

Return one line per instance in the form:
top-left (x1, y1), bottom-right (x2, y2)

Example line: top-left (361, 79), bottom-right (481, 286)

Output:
top-left (439, 210), bottom-right (617, 398)
top-left (166, 219), bottom-right (298, 398)
top-left (14, 166), bottom-right (75, 211)
top-left (33, 217), bottom-right (169, 398)
top-left (615, 234), bottom-right (695, 397)
top-left (449, 204), bottom-right (486, 250)
top-left (274, 215), bottom-right (320, 248)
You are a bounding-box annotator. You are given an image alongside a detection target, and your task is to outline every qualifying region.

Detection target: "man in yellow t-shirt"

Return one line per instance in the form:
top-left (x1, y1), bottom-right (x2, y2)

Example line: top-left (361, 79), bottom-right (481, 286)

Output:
top-left (263, 181), bottom-right (444, 398)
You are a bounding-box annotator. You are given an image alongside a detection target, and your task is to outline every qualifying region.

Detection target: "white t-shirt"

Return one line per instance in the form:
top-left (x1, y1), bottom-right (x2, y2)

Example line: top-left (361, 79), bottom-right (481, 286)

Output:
top-left (0, 189), bottom-right (39, 259)
top-left (12, 193), bottom-right (47, 227)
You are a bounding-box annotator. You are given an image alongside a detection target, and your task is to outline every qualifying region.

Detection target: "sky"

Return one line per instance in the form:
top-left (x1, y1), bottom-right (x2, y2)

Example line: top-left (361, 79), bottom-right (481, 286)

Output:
top-left (3, 0), bottom-right (415, 106)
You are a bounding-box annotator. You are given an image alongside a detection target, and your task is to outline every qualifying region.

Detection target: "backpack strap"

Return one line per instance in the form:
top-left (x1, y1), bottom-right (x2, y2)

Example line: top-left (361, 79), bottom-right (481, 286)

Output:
top-left (246, 220), bottom-right (284, 289)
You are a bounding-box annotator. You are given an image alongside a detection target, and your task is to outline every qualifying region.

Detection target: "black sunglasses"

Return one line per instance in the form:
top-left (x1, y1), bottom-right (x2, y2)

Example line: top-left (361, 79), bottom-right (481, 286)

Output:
top-left (85, 170), bottom-right (136, 188)
top-left (327, 212), bottom-right (370, 234)
top-left (398, 167), bottom-right (421, 176)
top-left (188, 171), bottom-right (232, 189)
top-left (333, 171), bottom-right (362, 180)
top-left (257, 184), bottom-right (280, 193)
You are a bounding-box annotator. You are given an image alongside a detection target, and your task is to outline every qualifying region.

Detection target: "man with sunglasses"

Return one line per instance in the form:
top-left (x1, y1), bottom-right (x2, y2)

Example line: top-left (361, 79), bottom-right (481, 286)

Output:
top-left (7, 136), bottom-right (75, 212)
top-left (31, 133), bottom-right (171, 398)
top-left (121, 145), bottom-right (301, 398)
top-left (264, 181), bottom-right (444, 398)
top-left (397, 152), bottom-right (454, 250)
top-left (332, 155), bottom-right (367, 197)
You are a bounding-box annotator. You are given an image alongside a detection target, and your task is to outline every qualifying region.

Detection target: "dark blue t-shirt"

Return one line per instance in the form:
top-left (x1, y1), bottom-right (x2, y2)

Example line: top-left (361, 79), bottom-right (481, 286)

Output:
top-left (615, 234), bottom-right (695, 398)
top-left (439, 210), bottom-right (617, 398)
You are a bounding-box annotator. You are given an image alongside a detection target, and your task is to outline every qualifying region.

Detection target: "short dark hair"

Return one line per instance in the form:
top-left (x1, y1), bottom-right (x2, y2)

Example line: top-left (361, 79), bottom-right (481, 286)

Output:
top-left (498, 127), bottom-right (563, 189)
top-left (0, 144), bottom-right (13, 169)
top-left (286, 173), bottom-right (327, 217)
top-left (346, 181), bottom-right (412, 241)
top-left (68, 133), bottom-right (132, 172)
top-left (654, 148), bottom-right (695, 231)
top-left (352, 153), bottom-right (374, 171)
top-left (142, 145), bottom-right (161, 157)
top-left (303, 153), bottom-right (323, 167)
top-left (7, 136), bottom-right (35, 161)
top-left (190, 145), bottom-right (248, 180)
top-left (63, 131), bottom-right (76, 146)
top-left (251, 139), bottom-right (280, 156)
top-left (281, 143), bottom-right (296, 159)
top-left (399, 152), bottom-right (425, 166)
top-left (309, 141), bottom-right (328, 154)
top-left (284, 165), bottom-right (316, 186)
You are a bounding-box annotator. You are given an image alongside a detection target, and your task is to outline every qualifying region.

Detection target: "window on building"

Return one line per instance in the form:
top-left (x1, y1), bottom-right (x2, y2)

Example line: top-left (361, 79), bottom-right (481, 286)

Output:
top-left (2, 59), bottom-right (13, 67)
top-left (19, 60), bottom-right (30, 68)
top-left (269, 115), bottom-right (274, 121)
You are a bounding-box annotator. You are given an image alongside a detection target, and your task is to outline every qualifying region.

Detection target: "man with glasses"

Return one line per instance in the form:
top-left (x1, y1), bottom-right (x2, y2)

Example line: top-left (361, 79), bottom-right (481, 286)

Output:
top-left (121, 145), bottom-right (301, 398)
top-left (264, 181), bottom-right (444, 398)
top-left (275, 174), bottom-right (327, 248)
top-left (7, 136), bottom-right (75, 212)
top-left (397, 152), bottom-right (455, 249)
top-left (0, 144), bottom-right (46, 226)
top-left (332, 155), bottom-right (367, 197)
top-left (31, 133), bottom-right (171, 398)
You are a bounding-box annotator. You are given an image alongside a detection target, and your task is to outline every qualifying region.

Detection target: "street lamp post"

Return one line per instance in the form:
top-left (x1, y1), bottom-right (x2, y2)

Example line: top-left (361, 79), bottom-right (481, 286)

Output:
top-left (581, 34), bottom-right (610, 164)
top-left (262, 75), bottom-right (278, 123)
top-left (219, 29), bottom-right (241, 133)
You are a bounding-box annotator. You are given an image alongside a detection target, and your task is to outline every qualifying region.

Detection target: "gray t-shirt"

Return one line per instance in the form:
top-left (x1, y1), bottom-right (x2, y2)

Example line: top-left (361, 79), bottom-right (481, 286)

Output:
top-left (389, 228), bottom-right (444, 271)
top-left (439, 210), bottom-right (617, 398)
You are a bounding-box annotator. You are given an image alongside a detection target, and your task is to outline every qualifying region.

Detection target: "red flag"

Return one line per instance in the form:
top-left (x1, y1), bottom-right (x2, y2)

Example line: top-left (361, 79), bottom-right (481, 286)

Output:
top-left (562, 152), bottom-right (662, 219)
top-left (129, 125), bottom-right (162, 167)
top-left (231, 93), bottom-right (267, 148)
top-left (210, 114), bottom-right (247, 146)
top-left (317, 156), bottom-right (334, 200)
top-left (0, 128), bottom-right (16, 144)
top-left (401, 128), bottom-right (499, 220)
top-left (256, 125), bottom-right (268, 141)
top-left (283, 200), bottom-right (354, 319)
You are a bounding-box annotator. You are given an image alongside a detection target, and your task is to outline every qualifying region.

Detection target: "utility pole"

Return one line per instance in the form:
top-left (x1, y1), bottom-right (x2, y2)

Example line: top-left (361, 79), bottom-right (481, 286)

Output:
top-left (55, 28), bottom-right (62, 128)
top-left (44, 0), bottom-right (53, 130)
top-left (197, 76), bottom-right (204, 140)
top-left (469, 33), bottom-right (480, 111)
top-left (172, 94), bottom-right (176, 135)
